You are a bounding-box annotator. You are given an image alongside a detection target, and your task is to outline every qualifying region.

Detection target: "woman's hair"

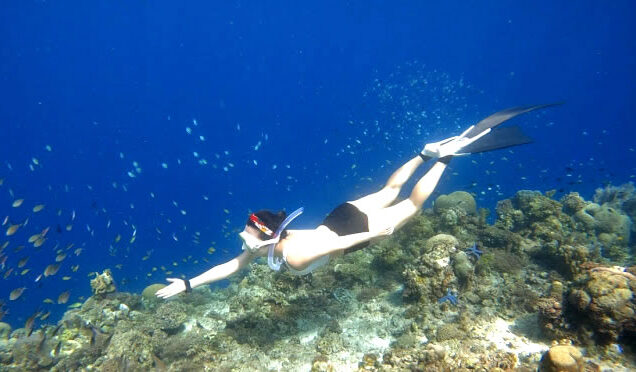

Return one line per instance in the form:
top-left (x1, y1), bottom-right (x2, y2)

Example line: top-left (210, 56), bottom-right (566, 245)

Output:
top-left (245, 210), bottom-right (287, 240)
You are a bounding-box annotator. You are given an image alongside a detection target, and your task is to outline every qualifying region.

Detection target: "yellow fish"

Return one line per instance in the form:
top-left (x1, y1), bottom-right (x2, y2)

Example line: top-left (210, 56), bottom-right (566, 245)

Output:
top-left (32, 204), bottom-right (45, 213)
top-left (6, 224), bottom-right (20, 236)
top-left (43, 298), bottom-right (54, 304)
top-left (68, 302), bottom-right (82, 309)
top-left (12, 199), bottom-right (24, 208)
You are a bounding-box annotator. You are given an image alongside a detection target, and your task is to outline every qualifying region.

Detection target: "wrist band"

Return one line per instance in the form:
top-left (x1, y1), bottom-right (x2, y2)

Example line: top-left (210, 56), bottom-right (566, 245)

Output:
top-left (182, 279), bottom-right (192, 293)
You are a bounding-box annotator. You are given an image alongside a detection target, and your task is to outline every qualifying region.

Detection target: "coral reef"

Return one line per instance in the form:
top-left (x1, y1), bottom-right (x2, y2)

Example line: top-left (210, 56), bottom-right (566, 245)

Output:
top-left (568, 267), bottom-right (636, 343)
top-left (90, 269), bottom-right (116, 296)
top-left (539, 339), bottom-right (586, 372)
top-left (433, 190), bottom-right (477, 215)
top-left (0, 184), bottom-right (634, 371)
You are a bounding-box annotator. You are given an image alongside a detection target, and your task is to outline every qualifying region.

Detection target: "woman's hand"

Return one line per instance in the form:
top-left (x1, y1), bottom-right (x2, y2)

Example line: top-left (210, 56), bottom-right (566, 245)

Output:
top-left (155, 278), bottom-right (187, 299)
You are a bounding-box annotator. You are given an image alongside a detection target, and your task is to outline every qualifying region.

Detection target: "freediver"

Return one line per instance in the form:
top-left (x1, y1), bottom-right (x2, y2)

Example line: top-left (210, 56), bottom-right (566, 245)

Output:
top-left (156, 104), bottom-right (560, 299)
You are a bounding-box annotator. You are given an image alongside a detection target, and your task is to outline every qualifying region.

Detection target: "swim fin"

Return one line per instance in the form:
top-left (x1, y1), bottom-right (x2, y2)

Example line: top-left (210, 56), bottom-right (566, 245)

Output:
top-left (460, 125), bottom-right (532, 154)
top-left (463, 102), bottom-right (562, 139)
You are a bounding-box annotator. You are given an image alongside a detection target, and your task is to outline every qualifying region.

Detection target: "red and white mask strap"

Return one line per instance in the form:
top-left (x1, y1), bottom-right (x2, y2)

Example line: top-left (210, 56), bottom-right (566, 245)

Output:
top-left (249, 214), bottom-right (274, 236)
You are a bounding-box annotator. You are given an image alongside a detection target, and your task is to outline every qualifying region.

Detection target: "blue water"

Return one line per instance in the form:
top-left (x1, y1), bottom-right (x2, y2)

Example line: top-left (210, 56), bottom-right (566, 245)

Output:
top-left (1, 1), bottom-right (634, 328)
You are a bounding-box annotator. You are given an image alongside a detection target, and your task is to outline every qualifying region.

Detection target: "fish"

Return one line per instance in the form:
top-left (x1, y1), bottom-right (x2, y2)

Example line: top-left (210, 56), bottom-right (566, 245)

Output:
top-left (28, 234), bottom-right (40, 243)
top-left (6, 224), bottom-right (20, 236)
top-left (40, 226), bottom-right (50, 237)
top-left (71, 265), bottom-right (79, 272)
top-left (12, 199), bottom-right (24, 207)
top-left (68, 302), bottom-right (82, 309)
top-left (36, 331), bottom-right (47, 353)
top-left (25, 311), bottom-right (39, 337)
top-left (44, 263), bottom-right (61, 277)
top-left (54, 341), bottom-right (62, 356)
top-left (20, 269), bottom-right (30, 275)
top-left (43, 298), bottom-right (54, 304)
top-left (39, 310), bottom-right (51, 321)
top-left (33, 237), bottom-right (46, 248)
top-left (32, 204), bottom-right (45, 212)
top-left (57, 291), bottom-right (70, 304)
top-left (4, 268), bottom-right (14, 279)
top-left (2, 216), bottom-right (8, 226)
top-left (0, 301), bottom-right (6, 321)
top-left (51, 323), bottom-right (63, 337)
top-left (55, 253), bottom-right (67, 262)
top-left (89, 325), bottom-right (102, 346)
top-left (9, 287), bottom-right (26, 300)
top-left (17, 256), bottom-right (29, 268)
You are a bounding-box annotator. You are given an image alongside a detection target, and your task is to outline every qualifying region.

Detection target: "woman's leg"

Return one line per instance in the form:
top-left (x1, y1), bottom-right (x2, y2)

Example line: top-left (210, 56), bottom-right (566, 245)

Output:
top-left (349, 155), bottom-right (425, 213)
top-left (366, 157), bottom-right (451, 232)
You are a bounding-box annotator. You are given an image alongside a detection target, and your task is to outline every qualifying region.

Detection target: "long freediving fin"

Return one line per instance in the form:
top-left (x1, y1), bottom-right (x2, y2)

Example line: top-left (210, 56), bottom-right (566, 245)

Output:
top-left (463, 102), bottom-right (562, 139)
top-left (460, 125), bottom-right (532, 154)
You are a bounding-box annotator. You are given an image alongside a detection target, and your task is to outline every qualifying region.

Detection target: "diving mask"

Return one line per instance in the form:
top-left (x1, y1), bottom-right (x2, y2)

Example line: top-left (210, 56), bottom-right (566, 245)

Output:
top-left (239, 230), bottom-right (280, 253)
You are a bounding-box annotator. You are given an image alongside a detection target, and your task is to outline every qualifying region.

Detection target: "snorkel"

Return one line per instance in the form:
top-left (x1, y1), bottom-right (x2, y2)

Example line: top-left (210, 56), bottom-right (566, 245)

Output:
top-left (267, 207), bottom-right (303, 270)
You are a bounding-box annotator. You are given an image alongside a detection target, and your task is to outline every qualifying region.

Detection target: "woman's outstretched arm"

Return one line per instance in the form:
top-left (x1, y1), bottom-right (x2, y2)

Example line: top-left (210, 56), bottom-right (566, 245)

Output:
top-left (156, 250), bottom-right (255, 299)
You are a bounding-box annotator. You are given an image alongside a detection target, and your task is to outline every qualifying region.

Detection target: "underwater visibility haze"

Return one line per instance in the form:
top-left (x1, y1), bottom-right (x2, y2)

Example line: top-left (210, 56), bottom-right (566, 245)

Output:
top-left (1, 1), bottom-right (635, 370)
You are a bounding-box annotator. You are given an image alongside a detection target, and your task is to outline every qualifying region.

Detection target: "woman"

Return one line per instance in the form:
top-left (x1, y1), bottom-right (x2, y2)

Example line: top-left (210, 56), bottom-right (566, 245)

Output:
top-left (157, 104), bottom-right (555, 299)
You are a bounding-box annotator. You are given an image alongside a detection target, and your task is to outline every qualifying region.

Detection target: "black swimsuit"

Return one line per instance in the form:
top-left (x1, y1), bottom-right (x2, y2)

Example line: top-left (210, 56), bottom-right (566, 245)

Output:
top-left (321, 203), bottom-right (370, 254)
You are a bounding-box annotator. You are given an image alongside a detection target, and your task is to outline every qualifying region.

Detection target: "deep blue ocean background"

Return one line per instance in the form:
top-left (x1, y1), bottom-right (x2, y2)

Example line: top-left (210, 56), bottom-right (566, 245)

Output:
top-left (1, 1), bottom-right (634, 328)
